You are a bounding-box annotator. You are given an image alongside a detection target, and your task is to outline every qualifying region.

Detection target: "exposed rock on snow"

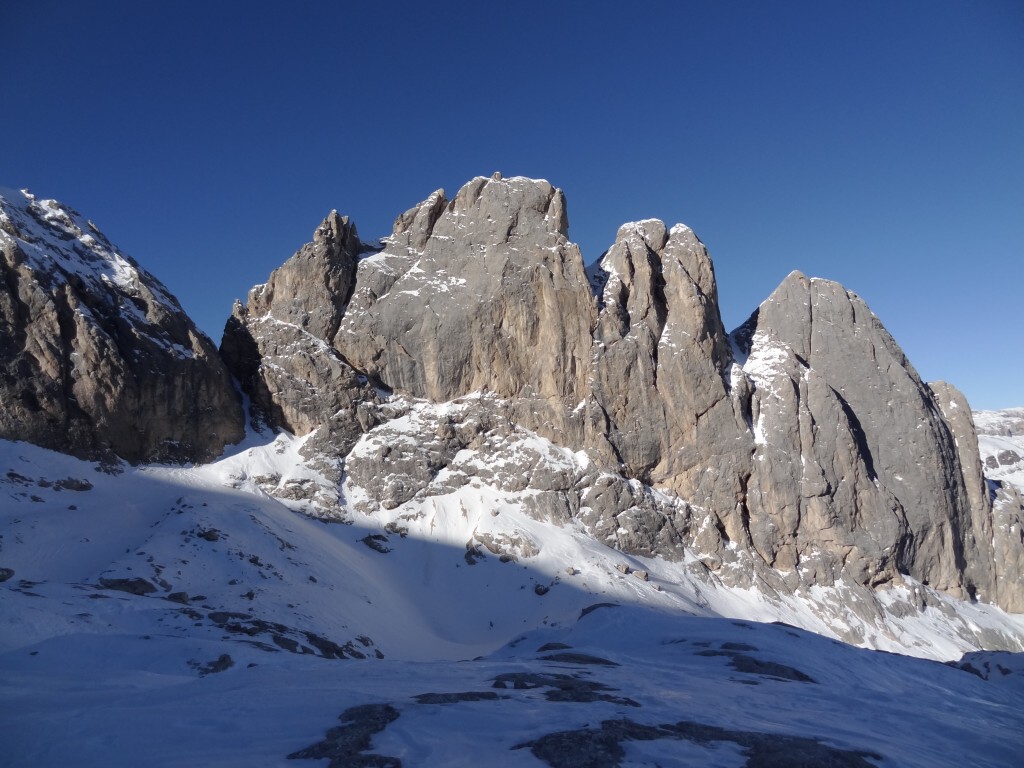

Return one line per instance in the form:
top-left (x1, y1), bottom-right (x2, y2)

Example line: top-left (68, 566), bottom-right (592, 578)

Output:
top-left (288, 703), bottom-right (401, 767)
top-left (220, 175), bottom-right (1024, 620)
top-left (0, 188), bottom-right (243, 463)
top-left (515, 716), bottom-right (882, 768)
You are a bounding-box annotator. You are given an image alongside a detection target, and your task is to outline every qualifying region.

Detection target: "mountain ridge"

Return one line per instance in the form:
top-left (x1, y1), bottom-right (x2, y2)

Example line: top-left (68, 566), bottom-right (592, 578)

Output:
top-left (3, 176), bottom-right (1024, 766)
top-left (3, 174), bottom-right (1022, 625)
top-left (0, 187), bottom-right (244, 463)
top-left (220, 174), bottom-right (1022, 618)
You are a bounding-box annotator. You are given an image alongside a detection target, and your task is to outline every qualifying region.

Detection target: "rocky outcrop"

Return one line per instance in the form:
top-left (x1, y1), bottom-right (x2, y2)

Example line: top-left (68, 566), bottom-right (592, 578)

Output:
top-left (930, 381), bottom-right (998, 601)
top-left (971, 406), bottom-right (1024, 613)
top-left (988, 483), bottom-right (1024, 612)
top-left (0, 188), bottom-right (243, 463)
top-left (335, 175), bottom-right (595, 447)
top-left (586, 219), bottom-right (751, 515)
top-left (220, 210), bottom-right (378, 446)
top-left (221, 175), bottom-right (1022, 615)
top-left (733, 274), bottom-right (982, 598)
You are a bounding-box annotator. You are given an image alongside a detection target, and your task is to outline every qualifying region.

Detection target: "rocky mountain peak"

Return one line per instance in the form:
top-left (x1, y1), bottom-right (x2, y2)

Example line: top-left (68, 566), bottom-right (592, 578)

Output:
top-left (7, 175), bottom-right (1016, 632)
top-left (332, 175), bottom-right (592, 417)
top-left (735, 270), bottom-right (995, 600)
top-left (219, 211), bottom-right (377, 440)
top-left (241, 209), bottom-right (363, 341)
top-left (391, 189), bottom-right (447, 251)
top-left (614, 218), bottom-right (668, 251)
top-left (437, 174), bottom-right (570, 243)
top-left (0, 188), bottom-right (244, 463)
top-left (218, 174), bottom-right (1023, 617)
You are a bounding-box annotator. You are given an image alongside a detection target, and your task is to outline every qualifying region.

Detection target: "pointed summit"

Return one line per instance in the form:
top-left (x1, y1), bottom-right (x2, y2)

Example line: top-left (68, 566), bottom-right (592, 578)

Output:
top-left (0, 188), bottom-right (244, 463)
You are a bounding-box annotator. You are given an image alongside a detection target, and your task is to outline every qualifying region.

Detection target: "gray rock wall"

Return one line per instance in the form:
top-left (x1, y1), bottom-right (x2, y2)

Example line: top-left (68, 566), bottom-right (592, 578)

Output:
top-left (334, 176), bottom-right (595, 447)
top-left (221, 175), bottom-right (1021, 614)
top-left (930, 381), bottom-right (998, 602)
top-left (735, 274), bottom-right (979, 598)
top-left (0, 189), bottom-right (243, 463)
top-left (220, 211), bottom-right (377, 442)
top-left (586, 219), bottom-right (751, 516)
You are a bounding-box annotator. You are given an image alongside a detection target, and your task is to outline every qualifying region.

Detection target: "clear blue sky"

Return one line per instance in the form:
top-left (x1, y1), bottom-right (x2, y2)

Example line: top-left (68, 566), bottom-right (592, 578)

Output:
top-left (2, 1), bottom-right (1022, 409)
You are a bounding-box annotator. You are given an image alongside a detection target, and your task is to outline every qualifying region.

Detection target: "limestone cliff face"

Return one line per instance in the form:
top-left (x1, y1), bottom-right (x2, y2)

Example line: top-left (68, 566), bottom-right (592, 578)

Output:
top-left (930, 381), bottom-right (998, 602)
top-left (988, 482), bottom-right (1024, 613)
top-left (732, 274), bottom-right (996, 601)
top-left (220, 210), bottom-right (377, 446)
top-left (221, 175), bottom-right (1022, 614)
top-left (0, 188), bottom-right (243, 463)
top-left (585, 219), bottom-right (752, 518)
top-left (334, 175), bottom-right (595, 446)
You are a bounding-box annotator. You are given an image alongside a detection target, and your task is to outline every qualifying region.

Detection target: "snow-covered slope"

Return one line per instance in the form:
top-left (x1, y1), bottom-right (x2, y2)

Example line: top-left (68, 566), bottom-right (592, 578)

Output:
top-left (6, 420), bottom-right (1019, 666)
top-left (4, 597), bottom-right (1022, 768)
top-left (3, 406), bottom-right (1024, 766)
top-left (975, 408), bottom-right (1024, 492)
top-left (973, 407), bottom-right (1024, 439)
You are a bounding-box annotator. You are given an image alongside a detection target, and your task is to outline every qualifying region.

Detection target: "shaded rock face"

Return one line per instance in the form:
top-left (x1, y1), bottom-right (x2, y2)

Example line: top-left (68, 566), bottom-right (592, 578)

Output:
top-left (733, 275), bottom-right (999, 601)
top-left (930, 381), bottom-right (998, 602)
top-left (220, 210), bottom-right (378, 447)
top-left (222, 175), bottom-right (1021, 614)
top-left (988, 483), bottom-right (1024, 613)
top-left (0, 189), bottom-right (243, 463)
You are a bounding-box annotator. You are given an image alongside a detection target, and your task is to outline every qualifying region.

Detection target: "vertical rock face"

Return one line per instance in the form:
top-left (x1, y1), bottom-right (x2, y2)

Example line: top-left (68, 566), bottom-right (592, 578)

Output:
top-left (586, 220), bottom-right (751, 515)
top-left (987, 483), bottom-right (1024, 613)
top-left (220, 211), bottom-right (378, 454)
top-left (220, 175), bottom-right (1021, 615)
top-left (930, 381), bottom-right (997, 600)
top-left (0, 188), bottom-right (243, 463)
top-left (245, 210), bottom-right (361, 340)
top-left (734, 273), bottom-right (981, 597)
top-left (334, 176), bottom-right (595, 444)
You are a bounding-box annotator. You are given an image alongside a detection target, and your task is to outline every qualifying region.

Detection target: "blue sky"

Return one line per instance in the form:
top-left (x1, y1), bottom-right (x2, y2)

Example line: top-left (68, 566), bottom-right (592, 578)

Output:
top-left (2, 1), bottom-right (1022, 409)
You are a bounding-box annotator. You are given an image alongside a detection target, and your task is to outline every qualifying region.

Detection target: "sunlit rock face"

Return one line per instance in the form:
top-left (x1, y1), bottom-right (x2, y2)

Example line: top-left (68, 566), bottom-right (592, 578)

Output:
top-left (334, 175), bottom-right (596, 449)
top-left (0, 188), bottom-right (243, 463)
top-left (586, 218), bottom-right (752, 520)
top-left (218, 174), bottom-right (1022, 616)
